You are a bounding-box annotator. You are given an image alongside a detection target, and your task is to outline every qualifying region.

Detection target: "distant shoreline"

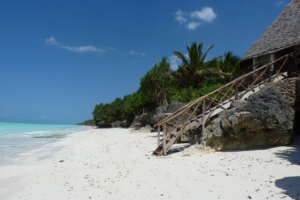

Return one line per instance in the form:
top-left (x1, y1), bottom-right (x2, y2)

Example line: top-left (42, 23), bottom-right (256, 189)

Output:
top-left (0, 122), bottom-right (89, 165)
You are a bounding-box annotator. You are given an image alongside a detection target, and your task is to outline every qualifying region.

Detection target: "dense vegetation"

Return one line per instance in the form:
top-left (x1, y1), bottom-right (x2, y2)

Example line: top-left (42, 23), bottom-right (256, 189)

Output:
top-left (91, 42), bottom-right (240, 127)
top-left (78, 119), bottom-right (95, 126)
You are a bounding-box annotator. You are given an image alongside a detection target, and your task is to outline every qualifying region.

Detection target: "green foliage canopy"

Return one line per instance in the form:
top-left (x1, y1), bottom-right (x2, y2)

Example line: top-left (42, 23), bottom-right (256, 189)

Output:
top-left (91, 42), bottom-right (240, 127)
top-left (139, 57), bottom-right (172, 106)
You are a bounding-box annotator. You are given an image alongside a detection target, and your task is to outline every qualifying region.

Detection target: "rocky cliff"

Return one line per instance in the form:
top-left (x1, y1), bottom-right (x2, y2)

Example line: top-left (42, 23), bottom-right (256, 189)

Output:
top-left (130, 102), bottom-right (185, 130)
top-left (184, 78), bottom-right (299, 150)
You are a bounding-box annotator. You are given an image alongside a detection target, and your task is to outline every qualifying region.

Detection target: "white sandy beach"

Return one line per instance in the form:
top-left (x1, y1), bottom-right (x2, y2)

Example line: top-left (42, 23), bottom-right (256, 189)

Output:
top-left (0, 128), bottom-right (299, 200)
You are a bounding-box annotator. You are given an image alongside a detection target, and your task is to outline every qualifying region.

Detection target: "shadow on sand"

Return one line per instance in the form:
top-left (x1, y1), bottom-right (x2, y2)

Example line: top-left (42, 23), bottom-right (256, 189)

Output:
top-left (167, 144), bottom-right (192, 155)
top-left (275, 177), bottom-right (300, 200)
top-left (274, 135), bottom-right (300, 199)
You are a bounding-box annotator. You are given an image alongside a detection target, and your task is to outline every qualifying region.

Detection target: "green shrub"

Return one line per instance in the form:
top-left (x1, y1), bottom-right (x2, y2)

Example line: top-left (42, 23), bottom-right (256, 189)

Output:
top-left (170, 82), bottom-right (223, 103)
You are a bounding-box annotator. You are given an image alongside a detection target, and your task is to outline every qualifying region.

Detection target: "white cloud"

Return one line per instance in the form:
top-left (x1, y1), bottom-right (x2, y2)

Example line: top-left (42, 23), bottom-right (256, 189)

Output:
top-left (175, 10), bottom-right (187, 24)
top-left (190, 7), bottom-right (217, 23)
top-left (45, 36), bottom-right (108, 53)
top-left (62, 45), bottom-right (105, 53)
top-left (187, 22), bottom-right (200, 30)
top-left (169, 55), bottom-right (181, 71)
top-left (174, 7), bottom-right (217, 30)
top-left (129, 49), bottom-right (146, 56)
top-left (45, 36), bottom-right (60, 45)
top-left (169, 53), bottom-right (189, 70)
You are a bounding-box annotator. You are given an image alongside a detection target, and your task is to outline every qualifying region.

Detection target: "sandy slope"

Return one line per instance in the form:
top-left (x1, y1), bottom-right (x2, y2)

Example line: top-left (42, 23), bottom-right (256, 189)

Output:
top-left (0, 128), bottom-right (299, 200)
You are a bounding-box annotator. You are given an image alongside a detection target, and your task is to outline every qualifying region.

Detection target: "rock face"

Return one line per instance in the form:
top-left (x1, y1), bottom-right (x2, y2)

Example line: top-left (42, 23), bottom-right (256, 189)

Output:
top-left (139, 125), bottom-right (153, 133)
top-left (95, 120), bottom-right (111, 128)
top-left (203, 85), bottom-right (295, 150)
top-left (130, 102), bottom-right (185, 130)
top-left (111, 120), bottom-right (122, 128)
top-left (179, 120), bottom-right (202, 144)
top-left (130, 113), bottom-right (148, 130)
top-left (177, 78), bottom-right (298, 148)
top-left (121, 120), bottom-right (130, 127)
top-left (273, 78), bottom-right (298, 108)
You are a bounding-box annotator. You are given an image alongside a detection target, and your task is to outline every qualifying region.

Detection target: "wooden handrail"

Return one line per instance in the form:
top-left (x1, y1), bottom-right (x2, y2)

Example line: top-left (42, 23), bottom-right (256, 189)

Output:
top-left (153, 53), bottom-right (292, 156)
top-left (155, 54), bottom-right (290, 126)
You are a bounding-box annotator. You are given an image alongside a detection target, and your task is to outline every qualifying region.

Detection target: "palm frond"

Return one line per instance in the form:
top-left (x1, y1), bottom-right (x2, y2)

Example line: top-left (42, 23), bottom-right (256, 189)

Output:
top-left (202, 45), bottom-right (214, 62)
top-left (173, 51), bottom-right (188, 65)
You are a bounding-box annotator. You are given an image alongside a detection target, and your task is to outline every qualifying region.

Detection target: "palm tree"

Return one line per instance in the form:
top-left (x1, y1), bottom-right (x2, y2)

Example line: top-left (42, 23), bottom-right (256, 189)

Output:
top-left (173, 43), bottom-right (240, 87)
top-left (140, 57), bottom-right (172, 106)
top-left (219, 51), bottom-right (240, 78)
top-left (174, 42), bottom-right (213, 68)
top-left (173, 42), bottom-right (215, 87)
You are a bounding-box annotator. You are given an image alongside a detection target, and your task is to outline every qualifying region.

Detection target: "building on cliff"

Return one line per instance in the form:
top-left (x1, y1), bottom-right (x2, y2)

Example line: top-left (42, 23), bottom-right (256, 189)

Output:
top-left (241, 0), bottom-right (300, 75)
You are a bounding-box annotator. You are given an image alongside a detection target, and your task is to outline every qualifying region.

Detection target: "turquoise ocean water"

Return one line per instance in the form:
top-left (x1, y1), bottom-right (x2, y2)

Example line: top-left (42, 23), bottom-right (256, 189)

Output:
top-left (0, 122), bottom-right (88, 164)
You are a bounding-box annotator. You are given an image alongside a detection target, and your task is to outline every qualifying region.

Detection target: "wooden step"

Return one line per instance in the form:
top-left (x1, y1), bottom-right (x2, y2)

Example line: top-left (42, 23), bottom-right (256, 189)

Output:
top-left (153, 138), bottom-right (175, 156)
top-left (153, 144), bottom-right (163, 156)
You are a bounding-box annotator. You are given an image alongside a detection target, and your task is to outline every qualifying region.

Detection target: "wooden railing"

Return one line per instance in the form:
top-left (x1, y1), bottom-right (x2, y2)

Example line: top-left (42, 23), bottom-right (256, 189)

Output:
top-left (153, 54), bottom-right (292, 156)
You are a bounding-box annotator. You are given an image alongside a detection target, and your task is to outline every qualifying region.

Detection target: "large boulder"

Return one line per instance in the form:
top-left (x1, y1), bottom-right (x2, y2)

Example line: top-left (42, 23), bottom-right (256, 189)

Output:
top-left (121, 120), bottom-right (130, 127)
top-left (178, 78), bottom-right (299, 145)
top-left (202, 85), bottom-right (295, 151)
top-left (95, 120), bottom-right (111, 128)
top-left (130, 102), bottom-right (185, 130)
top-left (111, 120), bottom-right (122, 128)
top-left (130, 113), bottom-right (149, 130)
top-left (139, 125), bottom-right (153, 133)
top-left (273, 78), bottom-right (298, 108)
top-left (151, 101), bottom-right (186, 125)
top-left (179, 120), bottom-right (202, 143)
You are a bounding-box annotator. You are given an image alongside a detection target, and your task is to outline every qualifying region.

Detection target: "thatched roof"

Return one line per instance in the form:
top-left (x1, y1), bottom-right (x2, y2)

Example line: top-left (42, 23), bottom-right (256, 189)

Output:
top-left (242, 0), bottom-right (300, 60)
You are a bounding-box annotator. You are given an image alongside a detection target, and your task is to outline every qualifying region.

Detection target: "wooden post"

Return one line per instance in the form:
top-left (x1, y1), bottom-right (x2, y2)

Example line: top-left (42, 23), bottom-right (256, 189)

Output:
top-left (268, 65), bottom-right (272, 82)
top-left (287, 55), bottom-right (296, 77)
top-left (253, 57), bottom-right (257, 70)
top-left (202, 99), bottom-right (206, 139)
top-left (157, 126), bottom-right (161, 146)
top-left (269, 54), bottom-right (275, 82)
top-left (253, 57), bottom-right (258, 82)
top-left (270, 54), bottom-right (275, 72)
top-left (163, 124), bottom-right (167, 156)
top-left (235, 82), bottom-right (238, 100)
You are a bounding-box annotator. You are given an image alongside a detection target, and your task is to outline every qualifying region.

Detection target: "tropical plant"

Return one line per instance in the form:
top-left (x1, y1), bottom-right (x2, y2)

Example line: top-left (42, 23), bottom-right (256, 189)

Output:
top-left (173, 42), bottom-right (214, 87)
top-left (121, 90), bottom-right (151, 121)
top-left (173, 43), bottom-right (241, 87)
top-left (78, 119), bottom-right (95, 126)
top-left (90, 42), bottom-right (241, 128)
top-left (139, 57), bottom-right (172, 106)
top-left (93, 103), bottom-right (110, 124)
top-left (219, 51), bottom-right (240, 78)
top-left (201, 57), bottom-right (233, 82)
top-left (170, 80), bottom-right (223, 103)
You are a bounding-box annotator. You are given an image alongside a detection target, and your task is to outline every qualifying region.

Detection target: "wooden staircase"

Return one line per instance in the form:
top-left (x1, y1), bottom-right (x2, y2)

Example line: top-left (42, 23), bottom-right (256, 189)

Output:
top-left (153, 54), bottom-right (293, 156)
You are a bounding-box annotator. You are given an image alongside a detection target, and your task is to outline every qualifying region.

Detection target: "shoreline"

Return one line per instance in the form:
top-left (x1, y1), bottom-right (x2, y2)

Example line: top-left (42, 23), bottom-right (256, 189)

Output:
top-left (0, 124), bottom-right (89, 166)
top-left (0, 128), bottom-right (299, 200)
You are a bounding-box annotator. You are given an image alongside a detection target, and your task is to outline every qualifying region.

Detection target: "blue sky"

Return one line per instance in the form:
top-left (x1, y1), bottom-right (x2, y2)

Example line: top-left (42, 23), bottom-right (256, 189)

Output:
top-left (0, 0), bottom-right (290, 124)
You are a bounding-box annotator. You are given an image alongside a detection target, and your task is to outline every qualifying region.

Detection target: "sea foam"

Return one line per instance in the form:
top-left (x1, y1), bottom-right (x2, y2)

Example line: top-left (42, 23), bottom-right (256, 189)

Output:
top-left (0, 122), bottom-right (88, 164)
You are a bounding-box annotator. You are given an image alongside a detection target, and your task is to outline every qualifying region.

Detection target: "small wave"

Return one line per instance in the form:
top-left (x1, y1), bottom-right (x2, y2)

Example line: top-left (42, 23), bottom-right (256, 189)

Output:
top-left (0, 123), bottom-right (89, 164)
top-left (0, 123), bottom-right (88, 138)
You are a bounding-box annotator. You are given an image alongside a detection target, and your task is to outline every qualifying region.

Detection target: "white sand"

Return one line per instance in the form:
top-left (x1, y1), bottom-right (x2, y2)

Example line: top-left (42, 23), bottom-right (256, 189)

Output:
top-left (0, 128), bottom-right (299, 200)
